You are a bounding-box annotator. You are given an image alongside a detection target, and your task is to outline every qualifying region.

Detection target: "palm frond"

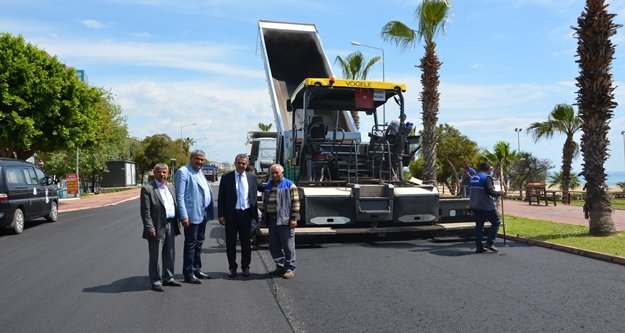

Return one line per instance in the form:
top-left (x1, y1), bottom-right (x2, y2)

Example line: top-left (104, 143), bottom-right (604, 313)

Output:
top-left (360, 56), bottom-right (381, 80)
top-left (381, 21), bottom-right (417, 50)
top-left (416, 0), bottom-right (451, 43)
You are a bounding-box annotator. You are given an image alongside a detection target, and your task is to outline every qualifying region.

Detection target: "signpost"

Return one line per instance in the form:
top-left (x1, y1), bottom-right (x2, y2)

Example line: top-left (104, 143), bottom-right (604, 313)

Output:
top-left (66, 173), bottom-right (79, 196)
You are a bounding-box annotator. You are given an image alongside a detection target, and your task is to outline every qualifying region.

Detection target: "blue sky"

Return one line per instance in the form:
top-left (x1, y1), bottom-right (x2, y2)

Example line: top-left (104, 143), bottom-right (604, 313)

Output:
top-left (2, 0), bottom-right (625, 174)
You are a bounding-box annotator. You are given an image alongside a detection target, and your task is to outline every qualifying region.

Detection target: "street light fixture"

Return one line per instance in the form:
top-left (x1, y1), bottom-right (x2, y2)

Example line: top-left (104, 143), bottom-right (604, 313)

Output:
top-left (514, 128), bottom-right (523, 152)
top-left (180, 123), bottom-right (197, 153)
top-left (195, 137), bottom-right (208, 149)
top-left (351, 41), bottom-right (386, 125)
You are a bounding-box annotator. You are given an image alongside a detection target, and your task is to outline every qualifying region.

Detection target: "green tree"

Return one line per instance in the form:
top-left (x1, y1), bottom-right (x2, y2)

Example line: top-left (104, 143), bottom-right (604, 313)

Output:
top-left (135, 134), bottom-right (187, 183)
top-left (527, 103), bottom-right (581, 204)
top-left (79, 148), bottom-right (110, 192)
top-left (0, 33), bottom-right (102, 159)
top-left (507, 152), bottom-right (553, 197)
top-left (431, 124), bottom-right (479, 194)
top-left (334, 50), bottom-right (381, 128)
top-left (408, 156), bottom-right (424, 180)
top-left (41, 88), bottom-right (128, 192)
top-left (382, 0), bottom-right (451, 185)
top-left (41, 150), bottom-right (75, 180)
top-left (123, 137), bottom-right (143, 161)
top-left (573, 0), bottom-right (619, 235)
top-left (80, 89), bottom-right (128, 192)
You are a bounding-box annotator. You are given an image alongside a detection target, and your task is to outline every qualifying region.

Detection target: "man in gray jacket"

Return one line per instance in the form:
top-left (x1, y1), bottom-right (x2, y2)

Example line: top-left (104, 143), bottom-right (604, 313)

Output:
top-left (140, 163), bottom-right (181, 291)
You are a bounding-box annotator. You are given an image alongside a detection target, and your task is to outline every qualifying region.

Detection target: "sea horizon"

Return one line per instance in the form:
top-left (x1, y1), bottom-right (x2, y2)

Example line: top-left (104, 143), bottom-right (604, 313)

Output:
top-left (606, 171), bottom-right (625, 187)
top-left (552, 170), bottom-right (625, 188)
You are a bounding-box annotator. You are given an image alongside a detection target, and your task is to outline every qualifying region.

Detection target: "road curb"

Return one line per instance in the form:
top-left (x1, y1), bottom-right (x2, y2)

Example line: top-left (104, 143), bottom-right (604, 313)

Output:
top-left (500, 233), bottom-right (625, 267)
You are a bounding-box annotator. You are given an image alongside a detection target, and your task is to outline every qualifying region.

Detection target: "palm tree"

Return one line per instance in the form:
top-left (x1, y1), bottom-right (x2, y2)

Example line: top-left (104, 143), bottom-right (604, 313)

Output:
top-left (526, 103), bottom-right (581, 204)
top-left (381, 0), bottom-right (450, 185)
top-left (573, 0), bottom-right (619, 236)
top-left (480, 141), bottom-right (517, 193)
top-left (492, 141), bottom-right (514, 184)
top-left (334, 50), bottom-right (380, 80)
top-left (334, 51), bottom-right (381, 128)
top-left (548, 171), bottom-right (581, 192)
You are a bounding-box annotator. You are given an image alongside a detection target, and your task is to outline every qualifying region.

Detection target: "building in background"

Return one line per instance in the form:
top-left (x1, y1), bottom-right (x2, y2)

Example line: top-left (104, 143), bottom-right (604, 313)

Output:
top-left (102, 160), bottom-right (136, 187)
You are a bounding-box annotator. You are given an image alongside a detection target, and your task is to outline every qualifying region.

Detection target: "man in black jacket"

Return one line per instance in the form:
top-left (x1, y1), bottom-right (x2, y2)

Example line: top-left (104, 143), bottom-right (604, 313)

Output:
top-left (218, 154), bottom-right (259, 278)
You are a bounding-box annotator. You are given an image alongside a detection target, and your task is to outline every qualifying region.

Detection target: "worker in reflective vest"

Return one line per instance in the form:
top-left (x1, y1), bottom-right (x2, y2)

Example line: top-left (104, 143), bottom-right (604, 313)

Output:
top-left (469, 162), bottom-right (506, 253)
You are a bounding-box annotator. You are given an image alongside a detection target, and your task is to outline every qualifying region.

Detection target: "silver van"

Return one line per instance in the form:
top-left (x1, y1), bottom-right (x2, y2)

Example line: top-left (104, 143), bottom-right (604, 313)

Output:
top-left (0, 158), bottom-right (58, 234)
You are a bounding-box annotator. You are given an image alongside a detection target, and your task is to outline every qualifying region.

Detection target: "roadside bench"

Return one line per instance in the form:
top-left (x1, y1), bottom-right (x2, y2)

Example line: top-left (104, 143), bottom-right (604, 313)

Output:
top-left (526, 183), bottom-right (557, 206)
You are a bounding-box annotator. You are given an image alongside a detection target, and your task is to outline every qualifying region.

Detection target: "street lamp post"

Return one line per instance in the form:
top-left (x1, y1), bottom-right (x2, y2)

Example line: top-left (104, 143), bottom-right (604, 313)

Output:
top-left (514, 128), bottom-right (523, 152)
top-left (351, 41), bottom-right (385, 125)
top-left (621, 131), bottom-right (625, 168)
top-left (170, 158), bottom-right (176, 180)
top-left (180, 123), bottom-right (197, 153)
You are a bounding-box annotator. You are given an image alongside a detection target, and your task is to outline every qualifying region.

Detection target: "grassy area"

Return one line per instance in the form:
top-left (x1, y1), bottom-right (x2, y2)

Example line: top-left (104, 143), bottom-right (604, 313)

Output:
top-left (99, 186), bottom-right (141, 194)
top-left (503, 215), bottom-right (625, 258)
top-left (567, 198), bottom-right (625, 210)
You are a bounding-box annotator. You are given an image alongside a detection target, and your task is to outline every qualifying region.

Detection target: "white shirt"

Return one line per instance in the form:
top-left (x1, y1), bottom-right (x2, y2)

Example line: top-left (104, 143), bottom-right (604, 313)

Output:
top-left (195, 170), bottom-right (212, 209)
top-left (235, 172), bottom-right (249, 210)
top-left (156, 182), bottom-right (176, 219)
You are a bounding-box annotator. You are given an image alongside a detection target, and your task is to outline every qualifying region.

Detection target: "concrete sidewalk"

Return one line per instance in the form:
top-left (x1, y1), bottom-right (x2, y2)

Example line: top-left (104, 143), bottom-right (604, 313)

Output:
top-left (59, 188), bottom-right (140, 213)
top-left (502, 199), bottom-right (625, 231)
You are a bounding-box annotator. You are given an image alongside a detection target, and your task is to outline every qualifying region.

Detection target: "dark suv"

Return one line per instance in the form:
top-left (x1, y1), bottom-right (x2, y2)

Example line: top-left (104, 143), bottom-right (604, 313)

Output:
top-left (0, 158), bottom-right (58, 234)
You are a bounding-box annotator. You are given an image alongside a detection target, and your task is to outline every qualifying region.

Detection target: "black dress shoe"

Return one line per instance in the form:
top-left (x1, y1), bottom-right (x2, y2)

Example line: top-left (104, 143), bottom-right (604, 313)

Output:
top-left (484, 243), bottom-right (499, 252)
top-left (184, 276), bottom-right (202, 284)
top-left (228, 269), bottom-right (237, 278)
top-left (242, 268), bottom-right (250, 277)
top-left (151, 284), bottom-right (164, 292)
top-left (163, 280), bottom-right (182, 287)
top-left (194, 271), bottom-right (211, 279)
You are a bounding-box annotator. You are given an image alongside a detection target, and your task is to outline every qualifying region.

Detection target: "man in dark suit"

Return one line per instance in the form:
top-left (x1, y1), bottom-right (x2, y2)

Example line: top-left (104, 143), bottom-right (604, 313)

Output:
top-left (218, 154), bottom-right (259, 278)
top-left (141, 163), bottom-right (182, 292)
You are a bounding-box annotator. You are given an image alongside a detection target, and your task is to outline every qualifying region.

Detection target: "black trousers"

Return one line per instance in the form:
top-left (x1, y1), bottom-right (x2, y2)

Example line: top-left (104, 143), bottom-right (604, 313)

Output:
top-left (225, 209), bottom-right (252, 270)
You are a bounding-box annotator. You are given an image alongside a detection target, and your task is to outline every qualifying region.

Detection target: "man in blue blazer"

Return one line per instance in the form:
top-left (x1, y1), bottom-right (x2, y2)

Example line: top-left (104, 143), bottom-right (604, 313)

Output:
top-left (175, 150), bottom-right (214, 284)
top-left (218, 154), bottom-right (259, 278)
top-left (140, 163), bottom-right (181, 291)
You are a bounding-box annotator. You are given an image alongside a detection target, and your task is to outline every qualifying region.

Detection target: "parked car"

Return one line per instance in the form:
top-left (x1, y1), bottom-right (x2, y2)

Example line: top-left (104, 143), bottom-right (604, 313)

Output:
top-left (0, 158), bottom-right (58, 234)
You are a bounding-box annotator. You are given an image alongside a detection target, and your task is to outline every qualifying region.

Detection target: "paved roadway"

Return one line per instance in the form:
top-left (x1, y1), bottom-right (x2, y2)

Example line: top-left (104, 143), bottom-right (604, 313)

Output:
top-left (1, 189), bottom-right (625, 332)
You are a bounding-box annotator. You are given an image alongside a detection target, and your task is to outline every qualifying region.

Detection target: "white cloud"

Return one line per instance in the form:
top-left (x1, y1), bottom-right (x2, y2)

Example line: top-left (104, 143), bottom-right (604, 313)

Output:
top-left (34, 38), bottom-right (265, 79)
top-left (109, 78), bottom-right (273, 162)
top-left (80, 19), bottom-right (109, 29)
